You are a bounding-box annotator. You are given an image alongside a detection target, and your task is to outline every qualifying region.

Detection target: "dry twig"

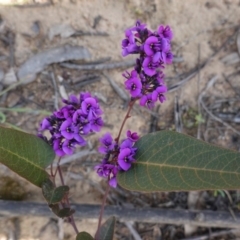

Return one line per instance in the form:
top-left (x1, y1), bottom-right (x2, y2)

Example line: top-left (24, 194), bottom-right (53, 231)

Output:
top-left (125, 222), bottom-right (142, 240)
top-left (1, 201), bottom-right (240, 229)
top-left (102, 72), bottom-right (128, 101)
top-left (60, 59), bottom-right (135, 71)
top-left (200, 76), bottom-right (240, 136)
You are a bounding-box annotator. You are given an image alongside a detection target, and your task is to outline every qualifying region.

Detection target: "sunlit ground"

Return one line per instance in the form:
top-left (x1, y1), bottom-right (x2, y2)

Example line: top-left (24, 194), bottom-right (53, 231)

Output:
top-left (0, 0), bottom-right (49, 5)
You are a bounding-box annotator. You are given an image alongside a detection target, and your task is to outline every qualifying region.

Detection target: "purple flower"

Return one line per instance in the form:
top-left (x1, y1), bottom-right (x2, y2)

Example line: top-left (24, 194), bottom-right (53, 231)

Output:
top-left (158, 25), bottom-right (173, 40)
top-left (142, 57), bottom-right (162, 77)
top-left (63, 94), bottom-right (79, 106)
top-left (95, 163), bottom-right (118, 188)
top-left (79, 92), bottom-right (91, 103)
top-left (122, 31), bottom-right (140, 57)
top-left (38, 92), bottom-right (103, 157)
top-left (72, 109), bottom-right (83, 124)
top-left (120, 139), bottom-right (133, 149)
top-left (144, 36), bottom-right (159, 56)
top-left (118, 148), bottom-right (135, 171)
top-left (156, 72), bottom-right (165, 84)
top-left (121, 21), bottom-right (172, 109)
top-left (82, 97), bottom-right (102, 120)
top-left (95, 163), bottom-right (112, 178)
top-left (91, 117), bottom-right (104, 132)
top-left (95, 130), bottom-right (138, 188)
top-left (60, 119), bottom-right (75, 139)
top-left (109, 177), bottom-right (117, 188)
top-left (125, 77), bottom-right (142, 97)
top-left (53, 139), bottom-right (65, 157)
top-left (140, 93), bottom-right (155, 109)
top-left (62, 139), bottom-right (77, 155)
top-left (98, 133), bottom-right (114, 154)
top-left (74, 133), bottom-right (86, 146)
top-left (144, 37), bottom-right (169, 63)
top-left (127, 130), bottom-right (139, 142)
top-left (166, 51), bottom-right (173, 64)
top-left (152, 86), bottom-right (167, 103)
top-left (40, 118), bottom-right (52, 131)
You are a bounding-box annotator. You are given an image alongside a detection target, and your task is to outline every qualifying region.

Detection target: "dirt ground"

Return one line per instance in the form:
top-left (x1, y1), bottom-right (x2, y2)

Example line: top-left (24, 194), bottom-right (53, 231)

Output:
top-left (1, 0), bottom-right (240, 239)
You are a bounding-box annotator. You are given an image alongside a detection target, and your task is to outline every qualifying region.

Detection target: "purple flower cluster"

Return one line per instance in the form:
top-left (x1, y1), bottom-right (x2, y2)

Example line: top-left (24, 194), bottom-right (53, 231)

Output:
top-left (122, 21), bottom-right (173, 108)
top-left (38, 93), bottom-right (103, 157)
top-left (95, 130), bottom-right (139, 188)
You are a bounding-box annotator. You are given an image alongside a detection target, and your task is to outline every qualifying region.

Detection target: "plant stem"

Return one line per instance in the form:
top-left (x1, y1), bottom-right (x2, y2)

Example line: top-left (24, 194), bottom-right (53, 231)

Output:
top-left (115, 99), bottom-right (136, 143)
top-left (95, 183), bottom-right (110, 240)
top-left (57, 161), bottom-right (79, 235)
top-left (95, 99), bottom-right (137, 238)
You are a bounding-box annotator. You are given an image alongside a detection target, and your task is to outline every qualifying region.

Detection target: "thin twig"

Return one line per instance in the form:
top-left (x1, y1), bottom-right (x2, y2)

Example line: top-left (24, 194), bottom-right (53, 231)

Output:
top-left (14, 2), bottom-right (53, 8)
top-left (125, 222), bottom-right (142, 240)
top-left (72, 30), bottom-right (109, 37)
top-left (200, 76), bottom-right (240, 136)
top-left (0, 78), bottom-right (31, 97)
top-left (8, 31), bottom-right (15, 68)
top-left (180, 229), bottom-right (238, 240)
top-left (102, 72), bottom-right (129, 101)
top-left (174, 96), bottom-right (182, 133)
top-left (2, 201), bottom-right (240, 229)
top-left (60, 59), bottom-right (135, 71)
top-left (223, 73), bottom-right (240, 97)
top-left (50, 70), bottom-right (59, 110)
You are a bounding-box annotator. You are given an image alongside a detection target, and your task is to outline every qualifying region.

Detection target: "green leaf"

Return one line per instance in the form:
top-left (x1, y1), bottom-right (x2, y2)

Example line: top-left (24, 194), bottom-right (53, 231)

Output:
top-left (49, 203), bottom-right (75, 218)
top-left (58, 207), bottom-right (75, 218)
top-left (76, 232), bottom-right (94, 240)
top-left (118, 130), bottom-right (240, 192)
top-left (98, 216), bottom-right (115, 240)
top-left (0, 127), bottom-right (55, 187)
top-left (49, 203), bottom-right (61, 216)
top-left (42, 179), bottom-right (69, 204)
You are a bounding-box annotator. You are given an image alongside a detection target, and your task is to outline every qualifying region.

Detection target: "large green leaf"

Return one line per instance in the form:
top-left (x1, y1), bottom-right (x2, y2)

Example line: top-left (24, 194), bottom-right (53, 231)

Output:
top-left (98, 216), bottom-right (115, 240)
top-left (118, 130), bottom-right (240, 192)
top-left (76, 232), bottom-right (94, 240)
top-left (0, 127), bottom-right (55, 187)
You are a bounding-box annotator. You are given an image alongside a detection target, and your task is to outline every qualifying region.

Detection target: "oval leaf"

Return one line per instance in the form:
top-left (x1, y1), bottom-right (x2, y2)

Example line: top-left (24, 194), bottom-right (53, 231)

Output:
top-left (118, 130), bottom-right (240, 192)
top-left (58, 207), bottom-right (75, 218)
top-left (0, 127), bottom-right (55, 187)
top-left (76, 232), bottom-right (94, 240)
top-left (42, 179), bottom-right (69, 204)
top-left (49, 203), bottom-right (75, 218)
top-left (97, 216), bottom-right (115, 240)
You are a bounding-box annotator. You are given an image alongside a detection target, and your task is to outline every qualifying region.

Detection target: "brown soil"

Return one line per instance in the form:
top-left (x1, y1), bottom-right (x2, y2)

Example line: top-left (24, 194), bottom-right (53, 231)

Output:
top-left (0, 0), bottom-right (240, 239)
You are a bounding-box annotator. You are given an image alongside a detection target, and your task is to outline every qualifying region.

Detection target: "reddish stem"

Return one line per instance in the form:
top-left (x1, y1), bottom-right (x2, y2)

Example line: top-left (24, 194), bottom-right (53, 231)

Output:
top-left (95, 183), bottom-right (110, 240)
top-left (56, 159), bottom-right (79, 235)
top-left (95, 99), bottom-right (137, 239)
top-left (115, 99), bottom-right (137, 143)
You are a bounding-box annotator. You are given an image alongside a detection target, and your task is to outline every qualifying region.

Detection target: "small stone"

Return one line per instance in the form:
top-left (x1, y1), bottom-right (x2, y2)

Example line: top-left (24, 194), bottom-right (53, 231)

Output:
top-left (6, 92), bottom-right (20, 107)
top-left (3, 68), bottom-right (17, 86)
